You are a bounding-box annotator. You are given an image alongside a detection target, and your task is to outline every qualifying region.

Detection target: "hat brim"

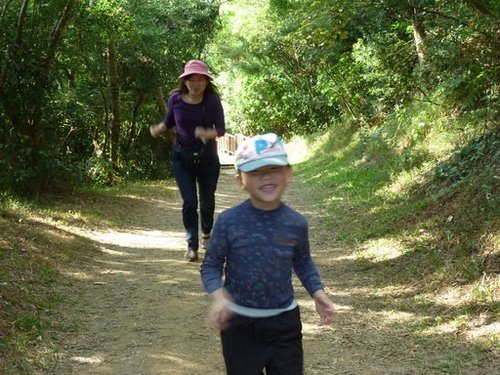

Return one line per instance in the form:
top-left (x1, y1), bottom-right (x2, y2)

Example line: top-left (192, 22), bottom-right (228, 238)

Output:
top-left (178, 72), bottom-right (213, 80)
top-left (236, 156), bottom-right (289, 172)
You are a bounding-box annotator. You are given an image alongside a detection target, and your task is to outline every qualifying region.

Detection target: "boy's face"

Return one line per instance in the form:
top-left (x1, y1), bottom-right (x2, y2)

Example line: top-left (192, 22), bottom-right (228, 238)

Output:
top-left (236, 165), bottom-right (292, 210)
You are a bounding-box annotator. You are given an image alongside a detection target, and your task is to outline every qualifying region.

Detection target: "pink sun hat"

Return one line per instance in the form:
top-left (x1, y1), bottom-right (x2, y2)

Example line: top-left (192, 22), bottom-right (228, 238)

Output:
top-left (178, 60), bottom-right (213, 80)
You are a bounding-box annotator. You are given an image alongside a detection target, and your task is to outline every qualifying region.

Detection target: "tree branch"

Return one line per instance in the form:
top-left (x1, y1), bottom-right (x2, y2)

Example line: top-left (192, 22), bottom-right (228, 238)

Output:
top-left (414, 86), bottom-right (445, 107)
top-left (462, 0), bottom-right (498, 20)
top-left (1, 0), bottom-right (15, 20)
top-left (410, 4), bottom-right (463, 24)
top-left (49, 0), bottom-right (74, 58)
top-left (16, 0), bottom-right (30, 46)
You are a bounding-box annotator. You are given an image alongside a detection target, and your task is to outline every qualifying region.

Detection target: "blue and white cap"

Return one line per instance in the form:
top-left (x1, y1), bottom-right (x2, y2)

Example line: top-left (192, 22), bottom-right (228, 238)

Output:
top-left (235, 133), bottom-right (289, 172)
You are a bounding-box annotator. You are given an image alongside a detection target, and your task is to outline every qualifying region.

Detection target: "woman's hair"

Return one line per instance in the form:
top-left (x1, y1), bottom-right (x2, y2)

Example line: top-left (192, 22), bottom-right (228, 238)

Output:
top-left (170, 75), bottom-right (220, 97)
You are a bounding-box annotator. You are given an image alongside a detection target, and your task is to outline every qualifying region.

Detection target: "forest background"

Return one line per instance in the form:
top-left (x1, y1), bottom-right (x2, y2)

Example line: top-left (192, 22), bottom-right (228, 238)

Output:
top-left (0, 0), bottom-right (498, 372)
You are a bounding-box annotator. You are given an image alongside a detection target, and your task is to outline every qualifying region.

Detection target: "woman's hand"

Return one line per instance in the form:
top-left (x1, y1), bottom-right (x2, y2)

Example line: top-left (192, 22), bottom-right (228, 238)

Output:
top-left (149, 122), bottom-right (166, 138)
top-left (195, 127), bottom-right (217, 143)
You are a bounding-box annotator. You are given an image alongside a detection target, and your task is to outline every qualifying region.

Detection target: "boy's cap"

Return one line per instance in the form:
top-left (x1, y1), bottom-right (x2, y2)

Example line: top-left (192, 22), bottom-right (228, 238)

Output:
top-left (235, 133), bottom-right (289, 172)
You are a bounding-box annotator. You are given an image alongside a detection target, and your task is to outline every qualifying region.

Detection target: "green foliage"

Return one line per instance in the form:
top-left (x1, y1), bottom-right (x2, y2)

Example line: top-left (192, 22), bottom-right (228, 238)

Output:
top-left (1, 0), bottom-right (498, 195)
top-left (291, 94), bottom-right (498, 360)
top-left (0, 0), bottom-right (222, 195)
top-left (295, 95), bottom-right (498, 281)
top-left (433, 128), bottom-right (499, 184)
top-left (213, 0), bottom-right (498, 139)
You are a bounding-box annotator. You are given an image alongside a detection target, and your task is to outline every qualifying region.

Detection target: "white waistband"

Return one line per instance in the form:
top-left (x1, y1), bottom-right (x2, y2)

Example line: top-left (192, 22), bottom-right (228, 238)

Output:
top-left (227, 300), bottom-right (297, 318)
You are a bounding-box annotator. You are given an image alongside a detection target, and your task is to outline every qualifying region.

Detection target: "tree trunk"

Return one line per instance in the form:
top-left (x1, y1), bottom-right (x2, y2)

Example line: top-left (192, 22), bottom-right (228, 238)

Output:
top-left (124, 91), bottom-right (145, 157)
top-left (107, 39), bottom-right (121, 169)
top-left (153, 84), bottom-right (167, 118)
top-left (29, 0), bottom-right (75, 192)
top-left (153, 83), bottom-right (174, 150)
top-left (409, 5), bottom-right (426, 65)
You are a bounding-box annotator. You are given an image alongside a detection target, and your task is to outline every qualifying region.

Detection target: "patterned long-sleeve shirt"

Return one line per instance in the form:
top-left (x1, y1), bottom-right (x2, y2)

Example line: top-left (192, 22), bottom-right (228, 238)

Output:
top-left (200, 199), bottom-right (324, 309)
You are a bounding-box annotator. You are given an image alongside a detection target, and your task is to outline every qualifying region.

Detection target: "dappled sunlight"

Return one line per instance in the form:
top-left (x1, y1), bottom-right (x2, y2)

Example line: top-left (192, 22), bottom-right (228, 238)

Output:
top-left (358, 237), bottom-right (406, 262)
top-left (433, 275), bottom-right (499, 310)
top-left (134, 258), bottom-right (187, 265)
top-left (79, 229), bottom-right (186, 250)
top-left (376, 309), bottom-right (420, 323)
top-left (432, 286), bottom-right (467, 308)
top-left (215, 191), bottom-right (239, 199)
top-left (157, 278), bottom-right (183, 285)
top-left (323, 195), bottom-right (345, 204)
top-left (466, 321), bottom-right (500, 339)
top-left (378, 168), bottom-right (426, 196)
top-left (157, 276), bottom-right (192, 284)
top-left (298, 299), bottom-right (353, 313)
top-left (114, 188), bottom-right (178, 201)
top-left (417, 315), bottom-right (500, 341)
top-left (302, 322), bottom-right (336, 335)
top-left (183, 290), bottom-right (206, 298)
top-left (70, 355), bottom-right (103, 365)
top-left (99, 269), bottom-right (133, 276)
top-left (63, 271), bottom-right (94, 280)
top-left (99, 246), bottom-right (131, 256)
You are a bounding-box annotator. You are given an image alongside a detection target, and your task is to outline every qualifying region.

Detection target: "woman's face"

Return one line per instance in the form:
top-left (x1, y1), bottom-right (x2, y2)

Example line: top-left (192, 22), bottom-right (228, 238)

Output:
top-left (184, 74), bottom-right (209, 96)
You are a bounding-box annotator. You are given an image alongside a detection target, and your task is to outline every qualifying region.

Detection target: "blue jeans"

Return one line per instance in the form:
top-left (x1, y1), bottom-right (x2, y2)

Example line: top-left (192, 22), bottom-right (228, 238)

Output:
top-left (172, 149), bottom-right (220, 251)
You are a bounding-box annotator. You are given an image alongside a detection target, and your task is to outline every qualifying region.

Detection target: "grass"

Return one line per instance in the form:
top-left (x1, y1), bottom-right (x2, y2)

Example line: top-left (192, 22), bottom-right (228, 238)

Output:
top-left (292, 101), bottom-right (499, 368)
top-left (0, 197), bottom-right (98, 373)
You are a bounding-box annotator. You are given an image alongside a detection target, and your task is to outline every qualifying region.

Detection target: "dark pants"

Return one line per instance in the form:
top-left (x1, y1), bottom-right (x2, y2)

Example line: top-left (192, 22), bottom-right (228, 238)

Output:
top-left (221, 307), bottom-right (303, 375)
top-left (172, 150), bottom-right (220, 251)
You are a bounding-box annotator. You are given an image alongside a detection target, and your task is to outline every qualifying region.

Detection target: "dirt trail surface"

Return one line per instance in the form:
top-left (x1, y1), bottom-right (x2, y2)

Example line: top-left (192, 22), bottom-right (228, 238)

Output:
top-left (53, 170), bottom-right (493, 375)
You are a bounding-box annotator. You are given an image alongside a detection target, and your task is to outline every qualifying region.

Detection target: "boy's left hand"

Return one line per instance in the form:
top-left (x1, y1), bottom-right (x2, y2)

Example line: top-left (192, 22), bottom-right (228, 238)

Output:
top-left (313, 289), bottom-right (336, 325)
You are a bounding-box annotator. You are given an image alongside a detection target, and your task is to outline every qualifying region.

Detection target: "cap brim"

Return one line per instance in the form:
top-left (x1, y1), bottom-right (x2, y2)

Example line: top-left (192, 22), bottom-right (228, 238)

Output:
top-left (178, 72), bottom-right (213, 80)
top-left (236, 156), bottom-right (289, 172)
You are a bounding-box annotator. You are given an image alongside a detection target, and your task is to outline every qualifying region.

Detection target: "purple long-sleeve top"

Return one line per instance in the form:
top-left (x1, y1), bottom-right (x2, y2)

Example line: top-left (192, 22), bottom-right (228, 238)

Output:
top-left (164, 91), bottom-right (225, 148)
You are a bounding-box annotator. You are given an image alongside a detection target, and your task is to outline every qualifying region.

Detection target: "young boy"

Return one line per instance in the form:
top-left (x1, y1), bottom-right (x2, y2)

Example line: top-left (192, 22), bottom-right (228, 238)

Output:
top-left (200, 133), bottom-right (335, 375)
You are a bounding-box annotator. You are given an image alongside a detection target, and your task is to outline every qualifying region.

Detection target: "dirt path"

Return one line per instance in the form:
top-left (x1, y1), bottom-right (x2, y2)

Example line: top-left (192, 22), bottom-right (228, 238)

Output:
top-left (53, 170), bottom-right (492, 375)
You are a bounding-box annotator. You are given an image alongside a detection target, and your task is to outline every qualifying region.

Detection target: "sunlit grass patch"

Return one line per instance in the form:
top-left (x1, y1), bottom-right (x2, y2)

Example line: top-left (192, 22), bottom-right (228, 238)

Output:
top-left (357, 237), bottom-right (407, 262)
top-left (0, 196), bottom-right (103, 373)
top-left (293, 108), bottom-right (499, 366)
top-left (85, 179), bottom-right (178, 199)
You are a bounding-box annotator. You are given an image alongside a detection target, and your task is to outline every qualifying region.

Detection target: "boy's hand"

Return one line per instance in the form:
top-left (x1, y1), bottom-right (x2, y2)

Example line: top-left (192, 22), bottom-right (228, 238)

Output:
top-left (312, 289), bottom-right (336, 326)
top-left (207, 289), bottom-right (234, 332)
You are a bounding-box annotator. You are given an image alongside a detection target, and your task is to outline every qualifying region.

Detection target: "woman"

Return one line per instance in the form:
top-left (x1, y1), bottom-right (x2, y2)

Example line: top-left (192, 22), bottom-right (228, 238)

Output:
top-left (150, 59), bottom-right (225, 261)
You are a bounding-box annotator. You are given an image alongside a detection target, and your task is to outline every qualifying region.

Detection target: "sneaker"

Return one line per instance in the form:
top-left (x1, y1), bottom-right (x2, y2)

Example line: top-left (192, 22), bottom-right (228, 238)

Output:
top-left (201, 234), bottom-right (211, 249)
top-left (184, 249), bottom-right (198, 262)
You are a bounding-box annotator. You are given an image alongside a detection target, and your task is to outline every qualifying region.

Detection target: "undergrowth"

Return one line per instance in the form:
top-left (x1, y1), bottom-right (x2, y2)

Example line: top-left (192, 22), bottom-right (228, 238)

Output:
top-left (0, 198), bottom-right (98, 374)
top-left (293, 103), bottom-right (499, 366)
